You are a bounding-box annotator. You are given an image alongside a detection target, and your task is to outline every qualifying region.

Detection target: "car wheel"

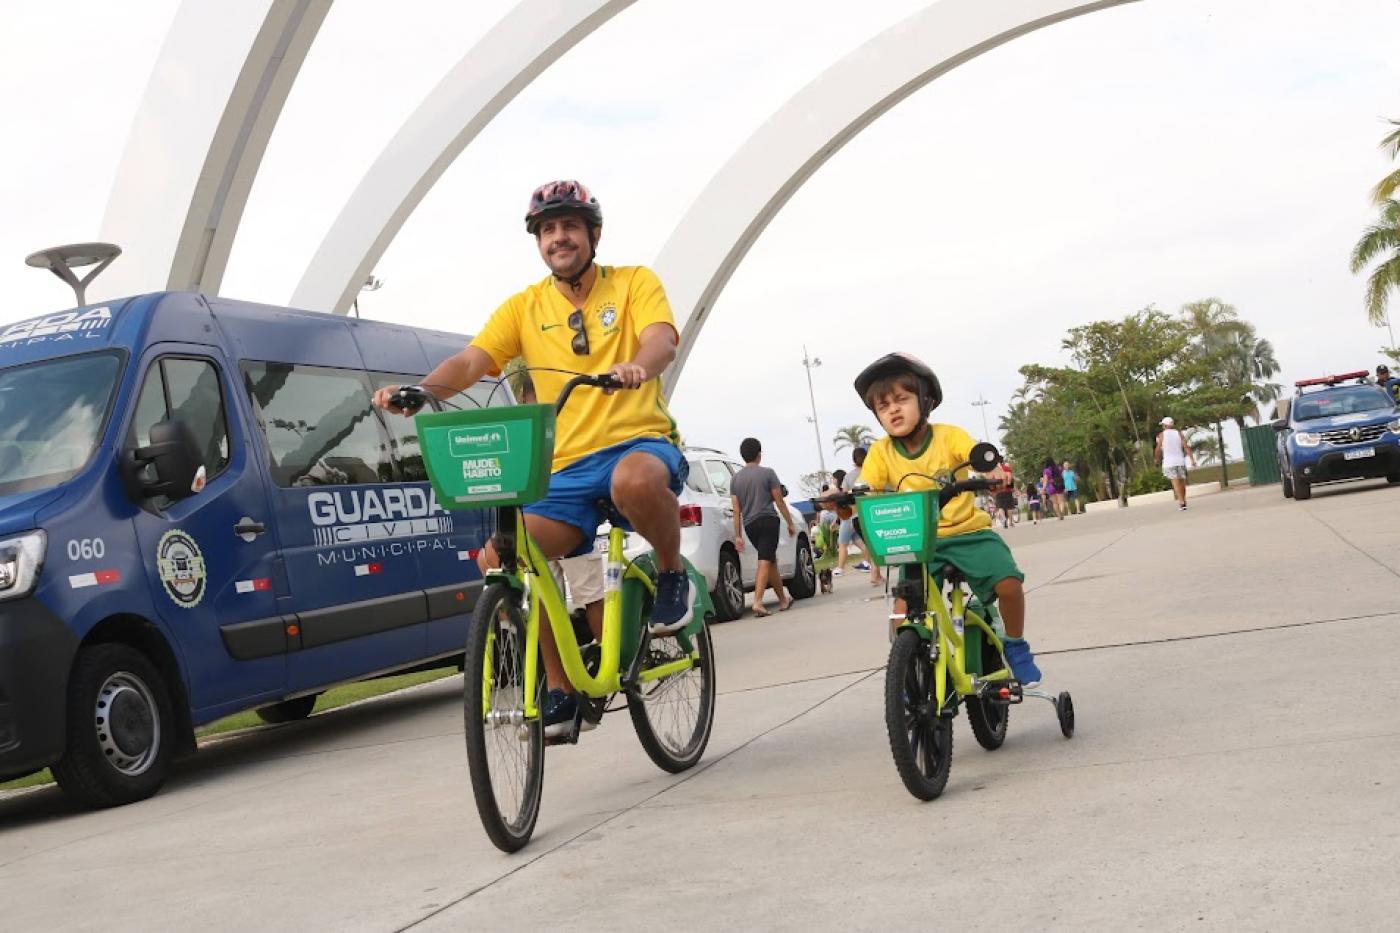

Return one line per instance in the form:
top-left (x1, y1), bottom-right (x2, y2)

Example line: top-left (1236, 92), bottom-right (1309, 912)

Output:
top-left (1281, 468), bottom-right (1293, 498)
top-left (1293, 470), bottom-right (1311, 500)
top-left (711, 547), bottom-right (744, 622)
top-left (51, 644), bottom-right (175, 808)
top-left (787, 534), bottom-right (817, 599)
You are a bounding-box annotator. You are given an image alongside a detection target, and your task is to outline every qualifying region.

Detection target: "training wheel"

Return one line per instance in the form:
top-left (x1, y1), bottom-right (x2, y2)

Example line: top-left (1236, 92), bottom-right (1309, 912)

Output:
top-left (1055, 691), bottom-right (1075, 738)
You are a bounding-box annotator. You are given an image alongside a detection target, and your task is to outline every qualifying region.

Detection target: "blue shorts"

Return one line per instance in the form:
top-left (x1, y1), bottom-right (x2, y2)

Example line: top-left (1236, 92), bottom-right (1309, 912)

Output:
top-left (525, 437), bottom-right (688, 557)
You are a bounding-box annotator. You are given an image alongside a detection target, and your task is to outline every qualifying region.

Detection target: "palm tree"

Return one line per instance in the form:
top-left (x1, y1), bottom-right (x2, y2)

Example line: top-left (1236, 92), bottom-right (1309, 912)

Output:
top-left (1351, 199), bottom-right (1400, 328)
top-left (1223, 331), bottom-right (1282, 430)
top-left (832, 424), bottom-right (876, 453)
top-left (1371, 119), bottom-right (1400, 204)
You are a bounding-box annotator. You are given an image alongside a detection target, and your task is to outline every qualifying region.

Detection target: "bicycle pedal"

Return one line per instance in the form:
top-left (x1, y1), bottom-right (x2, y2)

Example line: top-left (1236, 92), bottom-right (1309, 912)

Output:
top-left (977, 682), bottom-right (1024, 704)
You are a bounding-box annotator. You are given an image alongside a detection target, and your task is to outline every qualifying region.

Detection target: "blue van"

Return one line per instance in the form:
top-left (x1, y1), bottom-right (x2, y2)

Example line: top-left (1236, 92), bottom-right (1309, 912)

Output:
top-left (0, 292), bottom-right (502, 806)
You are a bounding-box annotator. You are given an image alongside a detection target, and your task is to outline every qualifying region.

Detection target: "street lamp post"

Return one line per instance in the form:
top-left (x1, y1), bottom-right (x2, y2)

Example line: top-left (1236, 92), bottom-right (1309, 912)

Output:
top-left (801, 346), bottom-right (828, 481)
top-left (971, 393), bottom-right (992, 441)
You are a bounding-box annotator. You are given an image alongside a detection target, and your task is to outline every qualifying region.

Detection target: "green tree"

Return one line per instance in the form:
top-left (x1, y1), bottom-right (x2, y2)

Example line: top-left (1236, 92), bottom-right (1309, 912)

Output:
top-left (832, 424), bottom-right (876, 453)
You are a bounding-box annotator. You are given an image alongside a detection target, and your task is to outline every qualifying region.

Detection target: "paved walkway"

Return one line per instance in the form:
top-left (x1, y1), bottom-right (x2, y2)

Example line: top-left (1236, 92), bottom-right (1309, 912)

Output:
top-left (3, 478), bottom-right (1399, 930)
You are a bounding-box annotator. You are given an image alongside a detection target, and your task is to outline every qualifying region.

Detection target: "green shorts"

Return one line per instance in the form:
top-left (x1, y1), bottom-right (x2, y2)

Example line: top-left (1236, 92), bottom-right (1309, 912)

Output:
top-left (900, 529), bottom-right (1024, 605)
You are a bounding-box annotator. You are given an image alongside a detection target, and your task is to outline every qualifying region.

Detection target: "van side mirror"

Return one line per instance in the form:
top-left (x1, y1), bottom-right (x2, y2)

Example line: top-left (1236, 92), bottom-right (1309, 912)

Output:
top-left (129, 418), bottom-right (206, 501)
top-left (1271, 419), bottom-right (1289, 432)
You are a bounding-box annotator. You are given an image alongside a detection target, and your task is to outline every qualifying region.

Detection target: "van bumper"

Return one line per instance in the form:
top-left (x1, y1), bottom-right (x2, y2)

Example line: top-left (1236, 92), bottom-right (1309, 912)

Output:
top-left (0, 597), bottom-right (78, 781)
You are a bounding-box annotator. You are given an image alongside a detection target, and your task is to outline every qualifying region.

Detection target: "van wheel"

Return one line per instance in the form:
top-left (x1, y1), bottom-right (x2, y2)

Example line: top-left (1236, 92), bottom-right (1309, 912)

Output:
top-left (52, 644), bottom-right (174, 808)
top-left (712, 548), bottom-right (744, 622)
top-left (255, 694), bottom-right (319, 724)
top-left (1281, 469), bottom-right (1294, 498)
top-left (1293, 471), bottom-right (1311, 500)
top-left (787, 535), bottom-right (817, 600)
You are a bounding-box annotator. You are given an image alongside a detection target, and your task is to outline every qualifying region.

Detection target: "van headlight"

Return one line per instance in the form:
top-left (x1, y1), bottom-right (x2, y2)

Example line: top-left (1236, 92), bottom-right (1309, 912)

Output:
top-left (1389, 418), bottom-right (1400, 434)
top-left (0, 530), bottom-right (47, 601)
top-left (1293, 432), bottom-right (1321, 447)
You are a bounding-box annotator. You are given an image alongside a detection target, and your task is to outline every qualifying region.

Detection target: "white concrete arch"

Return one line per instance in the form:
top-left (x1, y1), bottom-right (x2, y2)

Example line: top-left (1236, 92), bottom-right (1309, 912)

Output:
top-left (99, 0), bottom-right (330, 301)
top-left (291, 0), bottom-right (634, 315)
top-left (656, 0), bottom-right (1140, 397)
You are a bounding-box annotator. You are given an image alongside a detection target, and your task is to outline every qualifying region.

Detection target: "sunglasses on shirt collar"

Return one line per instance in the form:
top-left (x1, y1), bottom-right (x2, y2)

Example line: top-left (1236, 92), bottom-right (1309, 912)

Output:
top-left (568, 308), bottom-right (589, 356)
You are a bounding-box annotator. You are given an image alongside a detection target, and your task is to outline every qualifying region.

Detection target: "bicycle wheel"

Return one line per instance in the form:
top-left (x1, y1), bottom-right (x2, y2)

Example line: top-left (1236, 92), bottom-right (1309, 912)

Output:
top-left (463, 583), bottom-right (544, 852)
top-left (628, 619), bottom-right (716, 773)
top-left (885, 629), bottom-right (954, 800)
top-left (966, 629), bottom-right (1009, 750)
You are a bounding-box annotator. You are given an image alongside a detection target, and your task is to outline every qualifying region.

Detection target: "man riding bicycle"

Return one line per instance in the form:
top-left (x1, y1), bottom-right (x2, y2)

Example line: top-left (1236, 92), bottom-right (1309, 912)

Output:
top-left (373, 179), bottom-right (692, 737)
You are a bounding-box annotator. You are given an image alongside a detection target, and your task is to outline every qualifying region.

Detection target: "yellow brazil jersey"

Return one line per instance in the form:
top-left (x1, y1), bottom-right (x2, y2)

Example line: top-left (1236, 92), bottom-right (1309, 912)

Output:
top-left (859, 422), bottom-right (992, 538)
top-left (469, 265), bottom-right (682, 472)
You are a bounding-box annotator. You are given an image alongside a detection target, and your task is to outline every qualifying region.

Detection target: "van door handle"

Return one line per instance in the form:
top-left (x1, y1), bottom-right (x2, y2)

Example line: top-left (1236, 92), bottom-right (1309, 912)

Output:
top-left (234, 519), bottom-right (266, 538)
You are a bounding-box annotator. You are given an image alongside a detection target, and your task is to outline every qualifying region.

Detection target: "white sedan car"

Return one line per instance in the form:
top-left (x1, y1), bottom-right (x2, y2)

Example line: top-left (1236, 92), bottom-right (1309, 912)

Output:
top-left (623, 446), bottom-right (817, 621)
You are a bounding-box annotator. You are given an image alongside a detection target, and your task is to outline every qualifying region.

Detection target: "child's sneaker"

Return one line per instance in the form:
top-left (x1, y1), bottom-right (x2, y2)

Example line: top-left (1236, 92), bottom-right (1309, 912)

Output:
top-left (1003, 638), bottom-right (1042, 686)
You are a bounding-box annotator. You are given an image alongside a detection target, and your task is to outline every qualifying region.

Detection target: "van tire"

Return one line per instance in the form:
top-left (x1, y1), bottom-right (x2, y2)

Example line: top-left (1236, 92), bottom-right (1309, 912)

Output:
top-left (255, 694), bottom-right (319, 724)
top-left (1293, 471), bottom-right (1311, 500)
top-left (52, 644), bottom-right (174, 808)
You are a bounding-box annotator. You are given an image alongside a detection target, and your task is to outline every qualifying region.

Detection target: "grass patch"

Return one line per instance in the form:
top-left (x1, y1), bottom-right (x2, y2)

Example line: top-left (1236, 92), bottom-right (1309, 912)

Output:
top-left (0, 666), bottom-right (459, 792)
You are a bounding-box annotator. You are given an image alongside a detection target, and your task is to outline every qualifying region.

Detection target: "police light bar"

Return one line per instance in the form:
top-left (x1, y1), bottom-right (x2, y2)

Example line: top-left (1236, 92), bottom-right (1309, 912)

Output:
top-left (1295, 370), bottom-right (1368, 388)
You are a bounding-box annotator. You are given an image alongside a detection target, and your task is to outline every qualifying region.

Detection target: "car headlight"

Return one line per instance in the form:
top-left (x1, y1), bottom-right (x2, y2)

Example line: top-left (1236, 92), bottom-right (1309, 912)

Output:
top-left (1293, 432), bottom-right (1321, 447)
top-left (1389, 418), bottom-right (1400, 434)
top-left (0, 530), bottom-right (47, 601)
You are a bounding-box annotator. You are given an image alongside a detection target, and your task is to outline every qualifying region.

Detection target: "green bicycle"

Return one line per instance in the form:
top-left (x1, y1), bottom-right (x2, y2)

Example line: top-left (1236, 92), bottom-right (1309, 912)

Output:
top-left (828, 442), bottom-right (1073, 801)
top-left (396, 375), bottom-right (717, 851)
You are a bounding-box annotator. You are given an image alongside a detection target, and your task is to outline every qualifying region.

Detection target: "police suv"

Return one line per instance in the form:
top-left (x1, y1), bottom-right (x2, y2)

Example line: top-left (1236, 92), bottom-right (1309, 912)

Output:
top-left (0, 290), bottom-right (501, 806)
top-left (1273, 370), bottom-right (1400, 500)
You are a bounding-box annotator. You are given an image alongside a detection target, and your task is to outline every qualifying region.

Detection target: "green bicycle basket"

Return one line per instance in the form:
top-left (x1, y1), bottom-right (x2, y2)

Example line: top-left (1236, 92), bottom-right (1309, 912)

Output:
top-left (416, 404), bottom-right (555, 510)
top-left (856, 489), bottom-right (941, 565)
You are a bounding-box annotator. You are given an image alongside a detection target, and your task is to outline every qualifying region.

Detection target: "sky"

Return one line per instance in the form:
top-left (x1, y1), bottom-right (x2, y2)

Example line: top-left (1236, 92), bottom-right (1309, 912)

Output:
top-left (2, 0), bottom-right (1399, 491)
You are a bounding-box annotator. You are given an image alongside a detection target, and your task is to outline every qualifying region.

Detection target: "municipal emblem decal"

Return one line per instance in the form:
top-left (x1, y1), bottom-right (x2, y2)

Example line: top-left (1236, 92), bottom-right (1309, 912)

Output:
top-left (600, 306), bottom-right (617, 328)
top-left (156, 529), bottom-right (207, 608)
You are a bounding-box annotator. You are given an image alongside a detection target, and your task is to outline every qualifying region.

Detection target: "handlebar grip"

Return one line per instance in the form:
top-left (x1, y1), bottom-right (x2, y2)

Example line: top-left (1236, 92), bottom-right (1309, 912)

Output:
top-left (389, 385), bottom-right (430, 414)
top-left (938, 477), bottom-right (994, 507)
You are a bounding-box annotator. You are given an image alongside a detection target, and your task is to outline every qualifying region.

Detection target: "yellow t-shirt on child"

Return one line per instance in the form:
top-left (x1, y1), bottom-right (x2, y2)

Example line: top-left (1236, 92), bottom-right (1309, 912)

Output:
top-left (858, 423), bottom-right (991, 538)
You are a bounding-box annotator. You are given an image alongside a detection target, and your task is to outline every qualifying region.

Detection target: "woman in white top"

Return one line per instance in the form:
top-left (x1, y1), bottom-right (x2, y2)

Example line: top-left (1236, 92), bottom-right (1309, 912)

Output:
top-left (1154, 416), bottom-right (1198, 510)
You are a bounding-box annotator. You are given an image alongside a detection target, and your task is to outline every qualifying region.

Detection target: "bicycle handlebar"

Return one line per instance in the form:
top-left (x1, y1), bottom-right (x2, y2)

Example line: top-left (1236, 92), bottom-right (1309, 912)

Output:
top-left (387, 373), bottom-right (626, 417)
top-left (812, 477), bottom-right (1000, 511)
top-left (553, 373), bottom-right (624, 414)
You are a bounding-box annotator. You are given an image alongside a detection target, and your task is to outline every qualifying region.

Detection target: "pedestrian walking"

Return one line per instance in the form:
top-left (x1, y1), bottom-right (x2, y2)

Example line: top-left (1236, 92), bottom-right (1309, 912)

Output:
top-left (1026, 479), bottom-right (1042, 524)
top-left (731, 437), bottom-right (796, 615)
top-left (1061, 460), bottom-right (1081, 515)
top-left (1154, 416), bottom-right (1197, 511)
top-left (994, 459), bottom-right (1017, 528)
top-left (1042, 458), bottom-right (1066, 520)
top-left (842, 447), bottom-right (883, 586)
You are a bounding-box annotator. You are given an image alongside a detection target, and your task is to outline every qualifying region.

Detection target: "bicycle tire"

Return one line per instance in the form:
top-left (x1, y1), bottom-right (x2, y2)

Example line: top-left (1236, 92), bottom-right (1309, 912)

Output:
top-left (463, 583), bottom-right (545, 853)
top-left (966, 626), bottom-right (1009, 750)
top-left (628, 618), bottom-right (716, 773)
top-left (884, 629), bottom-right (954, 800)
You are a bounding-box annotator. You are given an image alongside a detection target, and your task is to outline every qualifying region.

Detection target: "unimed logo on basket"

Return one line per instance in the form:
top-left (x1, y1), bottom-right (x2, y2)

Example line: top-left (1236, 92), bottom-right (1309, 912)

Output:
top-left (869, 501), bottom-right (916, 525)
top-left (448, 425), bottom-right (509, 457)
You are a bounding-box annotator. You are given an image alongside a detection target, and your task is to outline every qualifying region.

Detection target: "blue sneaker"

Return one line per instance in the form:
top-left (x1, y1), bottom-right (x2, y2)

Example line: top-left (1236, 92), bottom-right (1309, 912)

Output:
top-left (1003, 638), bottom-right (1042, 686)
top-left (543, 689), bottom-right (578, 739)
top-left (649, 570), bottom-right (694, 635)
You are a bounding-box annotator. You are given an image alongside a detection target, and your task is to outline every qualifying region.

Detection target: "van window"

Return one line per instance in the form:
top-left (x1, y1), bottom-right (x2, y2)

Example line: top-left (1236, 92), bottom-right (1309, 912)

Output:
top-left (132, 357), bottom-right (230, 478)
top-left (372, 374), bottom-right (427, 481)
top-left (0, 351), bottom-right (123, 496)
top-left (685, 465), bottom-right (713, 495)
top-left (244, 362), bottom-right (392, 486)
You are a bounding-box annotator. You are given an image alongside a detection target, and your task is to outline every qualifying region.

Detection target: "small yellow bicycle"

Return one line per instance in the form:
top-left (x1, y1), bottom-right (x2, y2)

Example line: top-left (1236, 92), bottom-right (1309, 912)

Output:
top-left (397, 375), bottom-right (716, 851)
top-left (825, 442), bottom-right (1073, 800)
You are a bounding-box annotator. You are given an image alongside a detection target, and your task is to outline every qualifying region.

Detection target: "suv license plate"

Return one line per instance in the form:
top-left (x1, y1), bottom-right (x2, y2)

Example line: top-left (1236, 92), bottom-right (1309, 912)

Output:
top-left (1344, 447), bottom-right (1376, 460)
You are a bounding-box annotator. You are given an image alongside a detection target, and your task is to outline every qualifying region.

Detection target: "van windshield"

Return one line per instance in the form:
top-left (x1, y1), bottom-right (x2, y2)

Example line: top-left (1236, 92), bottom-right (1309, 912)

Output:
top-left (0, 352), bottom-right (123, 496)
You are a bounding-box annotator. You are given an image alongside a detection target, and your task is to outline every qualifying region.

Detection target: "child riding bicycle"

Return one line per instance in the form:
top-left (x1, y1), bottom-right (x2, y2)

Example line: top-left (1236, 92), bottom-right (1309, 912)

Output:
top-left (851, 353), bottom-right (1042, 685)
